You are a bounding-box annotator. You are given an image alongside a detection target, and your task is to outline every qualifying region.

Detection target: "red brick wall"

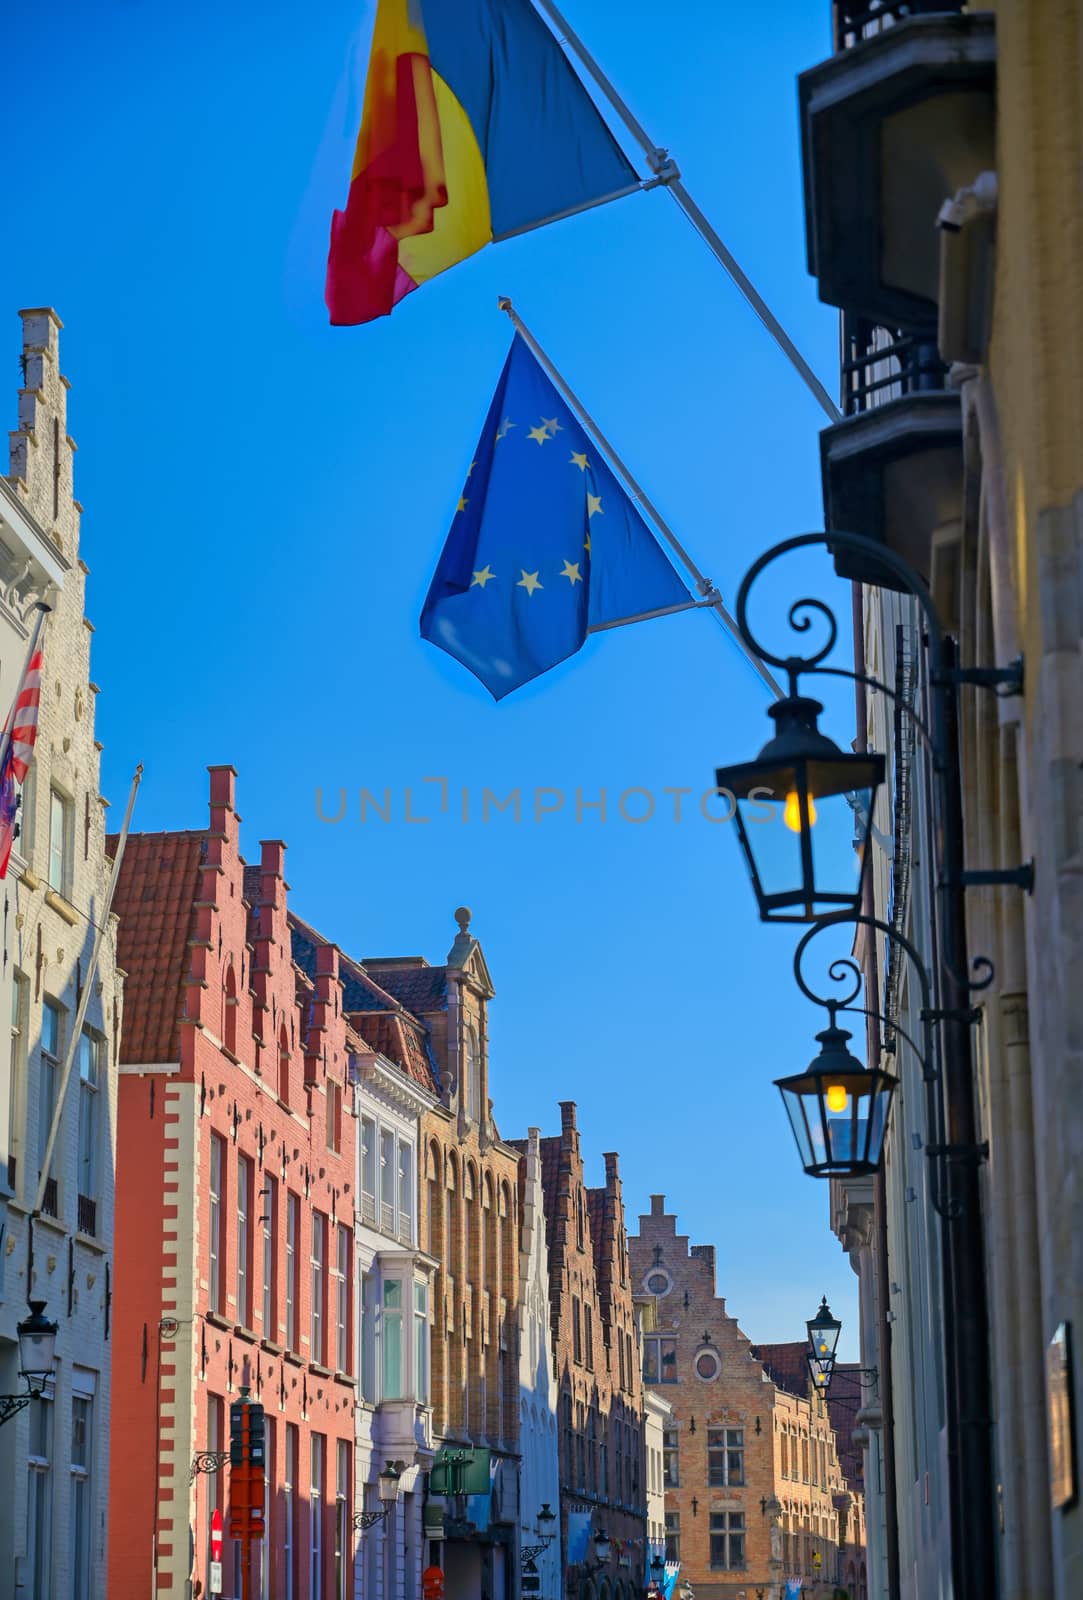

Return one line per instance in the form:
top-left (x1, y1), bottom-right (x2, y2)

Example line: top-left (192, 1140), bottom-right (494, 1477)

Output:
top-left (109, 769), bottom-right (359, 1599)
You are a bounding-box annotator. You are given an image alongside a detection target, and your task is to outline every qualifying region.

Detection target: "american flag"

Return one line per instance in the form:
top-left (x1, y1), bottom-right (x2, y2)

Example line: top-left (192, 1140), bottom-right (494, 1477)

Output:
top-left (0, 635), bottom-right (45, 878)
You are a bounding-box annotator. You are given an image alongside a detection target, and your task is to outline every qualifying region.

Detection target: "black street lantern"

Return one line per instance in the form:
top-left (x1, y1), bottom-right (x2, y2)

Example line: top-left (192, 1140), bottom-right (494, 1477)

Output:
top-left (803, 1292), bottom-right (844, 1369)
top-left (18, 1301), bottom-right (59, 1394)
top-left (715, 693), bottom-right (885, 924)
top-left (774, 1010), bottom-right (897, 1178)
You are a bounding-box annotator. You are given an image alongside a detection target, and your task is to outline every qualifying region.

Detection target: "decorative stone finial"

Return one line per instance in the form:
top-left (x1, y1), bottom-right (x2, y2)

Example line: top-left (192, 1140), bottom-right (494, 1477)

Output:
top-left (454, 906), bottom-right (472, 933)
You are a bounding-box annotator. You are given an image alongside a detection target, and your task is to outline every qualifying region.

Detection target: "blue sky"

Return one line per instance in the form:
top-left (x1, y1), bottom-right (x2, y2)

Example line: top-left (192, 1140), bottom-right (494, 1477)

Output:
top-left (5, 0), bottom-right (865, 1352)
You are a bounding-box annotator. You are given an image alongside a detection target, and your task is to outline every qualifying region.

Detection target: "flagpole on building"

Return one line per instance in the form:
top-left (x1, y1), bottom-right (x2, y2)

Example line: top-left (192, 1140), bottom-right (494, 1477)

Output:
top-left (498, 297), bottom-right (783, 698)
top-left (0, 600), bottom-right (51, 775)
top-left (32, 763), bottom-right (143, 1220)
top-left (530, 0), bottom-right (842, 426)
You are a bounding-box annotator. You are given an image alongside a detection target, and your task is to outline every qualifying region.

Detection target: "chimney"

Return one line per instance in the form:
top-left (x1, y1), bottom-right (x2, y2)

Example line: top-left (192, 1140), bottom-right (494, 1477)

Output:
top-left (650, 1194), bottom-right (666, 1217)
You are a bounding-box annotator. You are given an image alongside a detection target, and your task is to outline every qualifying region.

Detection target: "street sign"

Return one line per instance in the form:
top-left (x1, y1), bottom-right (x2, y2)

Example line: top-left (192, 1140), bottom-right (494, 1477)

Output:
top-left (210, 1508), bottom-right (223, 1563)
top-left (209, 1559), bottom-right (223, 1595)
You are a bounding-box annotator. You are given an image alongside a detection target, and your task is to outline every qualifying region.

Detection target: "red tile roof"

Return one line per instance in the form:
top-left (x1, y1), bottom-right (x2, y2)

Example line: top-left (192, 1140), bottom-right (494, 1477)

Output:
top-left (108, 830), bottom-right (204, 1064)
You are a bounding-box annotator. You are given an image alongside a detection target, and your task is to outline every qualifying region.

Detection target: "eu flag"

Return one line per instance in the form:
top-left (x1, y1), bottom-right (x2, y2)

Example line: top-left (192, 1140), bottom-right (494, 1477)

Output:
top-left (421, 336), bottom-right (693, 698)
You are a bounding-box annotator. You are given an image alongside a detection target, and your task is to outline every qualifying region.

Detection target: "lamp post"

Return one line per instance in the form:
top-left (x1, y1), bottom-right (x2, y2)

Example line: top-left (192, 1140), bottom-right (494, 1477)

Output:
top-left (0, 1301), bottom-right (58, 1425)
top-left (715, 528), bottom-right (1031, 1600)
top-left (354, 1460), bottom-right (403, 1532)
top-left (522, 1503), bottom-right (558, 1573)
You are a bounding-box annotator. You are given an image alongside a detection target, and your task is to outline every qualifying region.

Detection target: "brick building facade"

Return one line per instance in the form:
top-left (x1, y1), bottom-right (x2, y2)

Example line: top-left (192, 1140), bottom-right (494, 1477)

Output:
top-left (107, 769), bottom-right (358, 1600)
top-left (629, 1198), bottom-right (865, 1600)
top-left (527, 1103), bottom-right (646, 1600)
top-left (368, 912), bottom-right (524, 1600)
top-left (0, 307), bottom-right (122, 1600)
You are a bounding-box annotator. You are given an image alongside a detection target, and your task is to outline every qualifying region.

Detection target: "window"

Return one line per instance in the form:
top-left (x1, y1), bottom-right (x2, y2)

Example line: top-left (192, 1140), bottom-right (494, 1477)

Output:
top-left (27, 1391), bottom-right (53, 1598)
top-left (414, 1283), bottom-right (429, 1403)
top-left (644, 1269), bottom-right (671, 1296)
top-left (664, 1511), bottom-right (680, 1564)
top-left (572, 1297), bottom-right (583, 1365)
top-left (334, 1225), bottom-right (350, 1373)
top-left (284, 1423), bottom-right (298, 1600)
top-left (206, 1395), bottom-right (225, 1589)
top-left (209, 1135), bottom-right (225, 1313)
top-left (695, 1347), bottom-right (721, 1382)
top-left (398, 1141), bottom-right (413, 1242)
top-left (380, 1128), bottom-right (395, 1231)
top-left (71, 1392), bottom-right (93, 1600)
top-left (311, 1212), bottom-right (327, 1363)
top-left (585, 1311), bottom-right (594, 1372)
top-left (48, 788), bottom-right (72, 896)
top-left (237, 1155), bottom-right (253, 1326)
top-left (262, 1176), bottom-right (277, 1339)
top-left (361, 1273), bottom-right (376, 1402)
top-left (310, 1432), bottom-right (325, 1600)
top-left (643, 1335), bottom-right (677, 1383)
top-left (39, 999), bottom-right (62, 1200)
top-left (75, 1028), bottom-right (102, 1234)
top-left (335, 1439), bottom-right (350, 1600)
top-left (361, 1117), bottom-right (376, 1224)
top-left (325, 1081), bottom-right (341, 1154)
top-left (802, 1437), bottom-right (810, 1482)
top-left (223, 965), bottom-right (237, 1056)
top-left (383, 1279), bottom-right (404, 1398)
top-left (286, 1193), bottom-right (300, 1352)
top-left (708, 1427), bottom-right (744, 1487)
top-left (663, 1425), bottom-right (679, 1487)
top-left (465, 1025), bottom-right (481, 1121)
top-left (709, 1510), bottom-right (746, 1570)
top-left (278, 1024), bottom-right (290, 1106)
top-left (780, 1432), bottom-right (789, 1479)
top-left (8, 971), bottom-right (27, 1189)
top-left (260, 1417), bottom-right (275, 1600)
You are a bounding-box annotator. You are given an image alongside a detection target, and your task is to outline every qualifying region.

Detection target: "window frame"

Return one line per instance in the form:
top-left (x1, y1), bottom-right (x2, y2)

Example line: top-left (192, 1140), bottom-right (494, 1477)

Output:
top-left (48, 786), bottom-right (73, 898)
top-left (208, 1134), bottom-right (226, 1314)
top-left (709, 1509), bottom-right (747, 1571)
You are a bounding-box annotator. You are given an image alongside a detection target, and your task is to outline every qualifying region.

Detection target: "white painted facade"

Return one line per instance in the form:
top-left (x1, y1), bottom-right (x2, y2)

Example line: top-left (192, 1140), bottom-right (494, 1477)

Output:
top-left (517, 1128), bottom-right (560, 1600)
top-left (353, 1046), bottom-right (438, 1600)
top-left (642, 1389), bottom-right (672, 1558)
top-left (0, 308), bottom-right (123, 1600)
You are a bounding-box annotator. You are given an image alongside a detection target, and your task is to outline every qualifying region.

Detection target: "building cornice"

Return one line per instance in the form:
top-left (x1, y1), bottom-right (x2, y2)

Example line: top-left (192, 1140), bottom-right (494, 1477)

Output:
top-left (0, 475), bottom-right (70, 588)
top-left (353, 1049), bottom-right (438, 1117)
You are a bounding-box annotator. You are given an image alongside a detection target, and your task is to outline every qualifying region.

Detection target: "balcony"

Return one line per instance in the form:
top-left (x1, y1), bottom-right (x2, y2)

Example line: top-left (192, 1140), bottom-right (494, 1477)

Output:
top-left (822, 315), bottom-right (962, 589)
top-left (800, 2), bottom-right (996, 330)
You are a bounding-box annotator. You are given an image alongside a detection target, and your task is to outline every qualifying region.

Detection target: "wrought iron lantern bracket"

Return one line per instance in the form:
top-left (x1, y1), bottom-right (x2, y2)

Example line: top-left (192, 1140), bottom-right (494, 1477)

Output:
top-left (732, 530), bottom-right (1034, 913)
top-left (190, 1450), bottom-right (230, 1481)
top-left (354, 1505), bottom-right (394, 1532)
top-left (0, 1392), bottom-right (33, 1427)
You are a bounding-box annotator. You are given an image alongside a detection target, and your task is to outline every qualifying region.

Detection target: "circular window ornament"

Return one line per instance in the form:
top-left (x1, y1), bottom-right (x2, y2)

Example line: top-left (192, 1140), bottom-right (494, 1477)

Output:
top-left (644, 1269), bottom-right (671, 1297)
top-left (695, 1348), bottom-right (722, 1382)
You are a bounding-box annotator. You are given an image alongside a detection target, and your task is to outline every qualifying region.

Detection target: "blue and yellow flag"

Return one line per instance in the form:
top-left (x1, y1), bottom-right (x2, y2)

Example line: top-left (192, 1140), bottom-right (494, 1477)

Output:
top-left (421, 336), bottom-right (693, 698)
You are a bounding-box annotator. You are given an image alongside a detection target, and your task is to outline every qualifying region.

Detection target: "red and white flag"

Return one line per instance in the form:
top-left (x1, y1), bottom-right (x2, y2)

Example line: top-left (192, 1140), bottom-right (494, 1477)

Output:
top-left (0, 628), bottom-right (47, 879)
top-left (6, 642), bottom-right (43, 784)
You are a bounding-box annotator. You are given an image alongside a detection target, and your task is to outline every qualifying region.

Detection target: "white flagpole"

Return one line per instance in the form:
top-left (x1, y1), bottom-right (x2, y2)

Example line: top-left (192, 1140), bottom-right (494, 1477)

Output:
top-left (0, 600), bottom-right (51, 776)
top-left (33, 763), bottom-right (143, 1219)
top-left (529, 0), bottom-right (843, 426)
top-left (498, 297), bottom-right (783, 699)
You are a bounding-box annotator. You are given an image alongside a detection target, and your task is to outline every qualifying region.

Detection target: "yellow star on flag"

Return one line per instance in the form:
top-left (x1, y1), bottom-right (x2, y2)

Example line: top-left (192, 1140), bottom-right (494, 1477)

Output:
top-left (457, 495), bottom-right (469, 513)
top-left (517, 570), bottom-right (543, 595)
top-left (496, 418), bottom-right (516, 441)
top-left (471, 565), bottom-right (496, 589)
top-left (527, 423), bottom-right (551, 446)
top-left (584, 533), bottom-right (592, 555)
top-left (466, 460), bottom-right (476, 477)
top-left (587, 492), bottom-right (603, 518)
top-left (542, 417), bottom-right (563, 436)
top-left (570, 451), bottom-right (590, 471)
top-left (560, 560), bottom-right (583, 586)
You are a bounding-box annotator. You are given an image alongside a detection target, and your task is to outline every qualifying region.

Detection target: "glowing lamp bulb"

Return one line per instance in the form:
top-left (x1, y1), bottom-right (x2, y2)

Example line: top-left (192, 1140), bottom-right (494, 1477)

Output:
top-left (783, 789), bottom-right (817, 833)
top-left (825, 1083), bottom-right (849, 1114)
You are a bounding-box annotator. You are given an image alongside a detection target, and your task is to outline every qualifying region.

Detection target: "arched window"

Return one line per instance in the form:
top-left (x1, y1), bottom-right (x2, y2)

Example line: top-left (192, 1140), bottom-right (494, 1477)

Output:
top-left (278, 1023), bottom-right (290, 1105)
top-left (426, 1141), bottom-right (442, 1257)
top-left (464, 1025), bottom-right (481, 1121)
top-left (223, 965), bottom-right (237, 1056)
